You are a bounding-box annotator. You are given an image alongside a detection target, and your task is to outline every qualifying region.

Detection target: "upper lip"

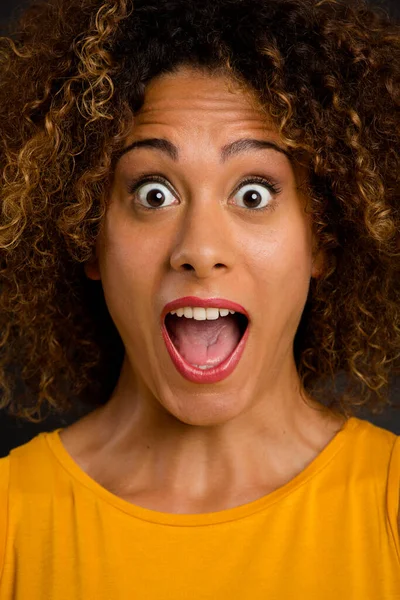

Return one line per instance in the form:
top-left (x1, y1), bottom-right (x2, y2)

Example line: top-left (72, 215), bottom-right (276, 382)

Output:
top-left (162, 296), bottom-right (249, 321)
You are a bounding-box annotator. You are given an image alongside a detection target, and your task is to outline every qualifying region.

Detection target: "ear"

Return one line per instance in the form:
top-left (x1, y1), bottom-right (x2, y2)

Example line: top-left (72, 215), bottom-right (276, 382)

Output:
top-left (84, 255), bottom-right (101, 281)
top-left (311, 248), bottom-right (326, 279)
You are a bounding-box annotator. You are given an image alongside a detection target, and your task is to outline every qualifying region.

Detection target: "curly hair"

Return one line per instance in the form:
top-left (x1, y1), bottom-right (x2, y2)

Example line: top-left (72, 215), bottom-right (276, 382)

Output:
top-left (0, 0), bottom-right (398, 423)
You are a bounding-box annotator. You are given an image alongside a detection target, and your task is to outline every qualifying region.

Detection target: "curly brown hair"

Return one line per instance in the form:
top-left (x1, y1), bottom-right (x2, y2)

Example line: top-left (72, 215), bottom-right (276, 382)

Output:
top-left (0, 0), bottom-right (398, 423)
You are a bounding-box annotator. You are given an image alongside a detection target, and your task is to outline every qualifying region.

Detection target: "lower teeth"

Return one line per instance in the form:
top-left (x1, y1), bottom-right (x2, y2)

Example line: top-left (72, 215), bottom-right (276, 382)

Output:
top-left (193, 364), bottom-right (214, 370)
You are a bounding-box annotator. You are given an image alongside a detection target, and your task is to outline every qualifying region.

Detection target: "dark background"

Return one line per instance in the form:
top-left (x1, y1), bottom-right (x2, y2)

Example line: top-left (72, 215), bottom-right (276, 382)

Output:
top-left (0, 0), bottom-right (399, 456)
top-left (4, 0), bottom-right (398, 27)
top-left (3, 0), bottom-right (398, 22)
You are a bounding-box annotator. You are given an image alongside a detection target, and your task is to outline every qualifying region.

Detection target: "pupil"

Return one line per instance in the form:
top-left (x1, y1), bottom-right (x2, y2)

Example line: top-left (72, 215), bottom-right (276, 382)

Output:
top-left (243, 189), bottom-right (262, 208)
top-left (147, 189), bottom-right (165, 207)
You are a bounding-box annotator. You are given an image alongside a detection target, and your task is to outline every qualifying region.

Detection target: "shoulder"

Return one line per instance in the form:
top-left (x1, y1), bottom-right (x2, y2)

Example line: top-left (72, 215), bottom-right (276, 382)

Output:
top-left (342, 419), bottom-right (400, 539)
top-left (0, 455), bottom-right (10, 582)
top-left (0, 432), bottom-right (63, 576)
top-left (0, 432), bottom-right (60, 513)
top-left (0, 454), bottom-right (11, 505)
top-left (0, 453), bottom-right (10, 490)
top-left (398, 483), bottom-right (400, 539)
top-left (362, 423), bottom-right (400, 543)
top-left (346, 417), bottom-right (398, 463)
top-left (390, 436), bottom-right (400, 539)
top-left (6, 432), bottom-right (59, 492)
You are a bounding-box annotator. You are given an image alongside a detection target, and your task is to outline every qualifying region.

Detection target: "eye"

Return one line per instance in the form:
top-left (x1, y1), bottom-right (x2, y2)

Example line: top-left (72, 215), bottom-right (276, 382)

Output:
top-left (133, 180), bottom-right (177, 209)
top-left (233, 180), bottom-right (277, 211)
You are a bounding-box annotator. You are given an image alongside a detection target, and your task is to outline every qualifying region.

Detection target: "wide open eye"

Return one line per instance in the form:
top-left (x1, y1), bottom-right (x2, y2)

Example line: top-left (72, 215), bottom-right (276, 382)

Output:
top-left (233, 182), bottom-right (274, 211)
top-left (135, 181), bottom-right (177, 209)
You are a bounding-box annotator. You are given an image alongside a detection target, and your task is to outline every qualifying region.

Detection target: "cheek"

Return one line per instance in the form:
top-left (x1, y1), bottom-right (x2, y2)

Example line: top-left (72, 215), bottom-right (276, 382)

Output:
top-left (245, 216), bottom-right (313, 306)
top-left (101, 206), bottom-right (165, 285)
top-left (98, 212), bottom-right (167, 329)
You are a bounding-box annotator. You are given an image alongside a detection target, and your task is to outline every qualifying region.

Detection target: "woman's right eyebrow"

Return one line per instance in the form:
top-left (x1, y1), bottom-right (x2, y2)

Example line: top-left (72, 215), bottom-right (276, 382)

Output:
top-left (116, 137), bottom-right (292, 165)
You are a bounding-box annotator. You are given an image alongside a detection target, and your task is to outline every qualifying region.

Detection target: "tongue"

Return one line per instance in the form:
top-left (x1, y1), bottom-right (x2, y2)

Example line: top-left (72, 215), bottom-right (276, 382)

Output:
top-left (168, 315), bottom-right (242, 367)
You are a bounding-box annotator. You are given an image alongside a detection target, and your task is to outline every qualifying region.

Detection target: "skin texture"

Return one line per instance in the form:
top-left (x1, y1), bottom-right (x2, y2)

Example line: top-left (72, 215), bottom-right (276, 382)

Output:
top-left (60, 67), bottom-right (346, 514)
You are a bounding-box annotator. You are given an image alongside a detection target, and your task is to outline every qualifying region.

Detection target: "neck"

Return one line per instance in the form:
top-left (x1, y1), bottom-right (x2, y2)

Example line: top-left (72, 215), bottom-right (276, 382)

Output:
top-left (65, 359), bottom-right (345, 513)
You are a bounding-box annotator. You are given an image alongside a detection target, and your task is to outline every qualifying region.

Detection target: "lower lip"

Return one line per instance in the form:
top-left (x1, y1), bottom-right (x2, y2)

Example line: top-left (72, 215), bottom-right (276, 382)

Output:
top-left (161, 320), bottom-right (250, 384)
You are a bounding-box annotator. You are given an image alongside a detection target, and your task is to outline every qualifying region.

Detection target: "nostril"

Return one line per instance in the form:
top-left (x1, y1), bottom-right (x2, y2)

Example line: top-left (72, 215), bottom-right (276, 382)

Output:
top-left (178, 262), bottom-right (227, 273)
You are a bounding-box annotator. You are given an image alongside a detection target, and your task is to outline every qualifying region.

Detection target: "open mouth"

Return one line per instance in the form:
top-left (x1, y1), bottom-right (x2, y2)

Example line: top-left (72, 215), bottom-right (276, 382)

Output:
top-left (164, 310), bottom-right (249, 371)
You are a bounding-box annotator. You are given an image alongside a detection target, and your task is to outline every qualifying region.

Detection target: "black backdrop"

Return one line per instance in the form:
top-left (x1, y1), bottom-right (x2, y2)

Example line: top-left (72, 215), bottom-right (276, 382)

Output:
top-left (4, 0), bottom-right (399, 27)
top-left (3, 0), bottom-right (398, 23)
top-left (0, 0), bottom-right (399, 456)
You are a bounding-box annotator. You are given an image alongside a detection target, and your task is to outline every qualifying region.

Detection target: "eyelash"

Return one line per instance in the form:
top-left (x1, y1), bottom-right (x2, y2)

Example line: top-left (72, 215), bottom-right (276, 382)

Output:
top-left (127, 173), bottom-right (282, 213)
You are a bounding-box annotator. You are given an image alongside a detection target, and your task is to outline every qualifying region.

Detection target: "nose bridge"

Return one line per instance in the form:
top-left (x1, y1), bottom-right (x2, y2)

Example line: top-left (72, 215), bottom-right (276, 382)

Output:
top-left (170, 193), bottom-right (234, 277)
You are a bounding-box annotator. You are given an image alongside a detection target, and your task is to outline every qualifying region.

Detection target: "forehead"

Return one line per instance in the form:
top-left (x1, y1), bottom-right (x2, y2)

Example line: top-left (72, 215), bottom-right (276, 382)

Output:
top-left (129, 68), bottom-right (280, 141)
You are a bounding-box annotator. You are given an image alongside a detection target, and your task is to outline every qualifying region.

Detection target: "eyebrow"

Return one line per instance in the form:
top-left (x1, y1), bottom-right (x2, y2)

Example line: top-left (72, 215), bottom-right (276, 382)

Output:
top-left (116, 137), bottom-right (292, 164)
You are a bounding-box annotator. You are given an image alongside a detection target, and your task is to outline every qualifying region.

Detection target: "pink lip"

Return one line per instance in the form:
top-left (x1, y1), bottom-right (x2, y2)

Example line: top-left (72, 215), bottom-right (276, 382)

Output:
top-left (161, 296), bottom-right (250, 384)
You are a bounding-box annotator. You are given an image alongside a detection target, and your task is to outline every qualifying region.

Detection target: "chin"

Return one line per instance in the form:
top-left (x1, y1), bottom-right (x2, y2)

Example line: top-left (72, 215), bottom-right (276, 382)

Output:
top-left (160, 391), bottom-right (249, 427)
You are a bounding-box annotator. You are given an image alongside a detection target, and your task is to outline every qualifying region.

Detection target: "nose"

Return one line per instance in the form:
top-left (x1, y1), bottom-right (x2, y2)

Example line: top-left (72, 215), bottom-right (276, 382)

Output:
top-left (169, 200), bottom-right (235, 279)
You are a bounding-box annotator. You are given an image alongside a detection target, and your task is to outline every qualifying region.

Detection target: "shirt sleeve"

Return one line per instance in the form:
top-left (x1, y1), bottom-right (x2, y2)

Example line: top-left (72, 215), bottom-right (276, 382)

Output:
top-left (0, 456), bottom-right (10, 584)
top-left (386, 435), bottom-right (400, 563)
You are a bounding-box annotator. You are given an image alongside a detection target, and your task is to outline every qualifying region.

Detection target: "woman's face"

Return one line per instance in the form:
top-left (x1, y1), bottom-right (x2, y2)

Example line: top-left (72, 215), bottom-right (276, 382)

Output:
top-left (86, 67), bottom-right (322, 426)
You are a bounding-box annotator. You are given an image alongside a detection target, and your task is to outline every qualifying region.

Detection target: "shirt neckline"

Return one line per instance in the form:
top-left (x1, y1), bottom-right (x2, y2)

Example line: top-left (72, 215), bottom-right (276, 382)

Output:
top-left (44, 416), bottom-right (360, 527)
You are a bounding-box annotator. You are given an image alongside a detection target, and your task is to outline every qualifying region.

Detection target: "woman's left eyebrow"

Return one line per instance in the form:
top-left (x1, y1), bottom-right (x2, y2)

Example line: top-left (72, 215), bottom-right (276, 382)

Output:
top-left (221, 138), bottom-right (292, 164)
top-left (116, 137), bottom-right (292, 164)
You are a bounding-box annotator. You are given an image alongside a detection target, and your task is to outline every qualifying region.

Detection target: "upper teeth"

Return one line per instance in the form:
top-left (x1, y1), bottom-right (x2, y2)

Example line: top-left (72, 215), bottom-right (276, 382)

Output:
top-left (169, 307), bottom-right (235, 320)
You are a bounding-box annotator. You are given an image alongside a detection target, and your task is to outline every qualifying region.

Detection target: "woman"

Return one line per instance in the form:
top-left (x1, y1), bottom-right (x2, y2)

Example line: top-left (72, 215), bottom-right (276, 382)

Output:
top-left (0, 0), bottom-right (399, 597)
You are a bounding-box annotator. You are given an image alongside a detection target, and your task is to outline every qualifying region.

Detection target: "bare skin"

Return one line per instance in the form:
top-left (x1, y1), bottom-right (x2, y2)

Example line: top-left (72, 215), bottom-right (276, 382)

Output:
top-left (60, 66), bottom-right (346, 514)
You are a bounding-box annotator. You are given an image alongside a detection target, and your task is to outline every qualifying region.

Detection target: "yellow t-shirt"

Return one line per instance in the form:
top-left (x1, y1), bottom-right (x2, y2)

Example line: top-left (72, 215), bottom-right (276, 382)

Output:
top-left (0, 416), bottom-right (399, 599)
